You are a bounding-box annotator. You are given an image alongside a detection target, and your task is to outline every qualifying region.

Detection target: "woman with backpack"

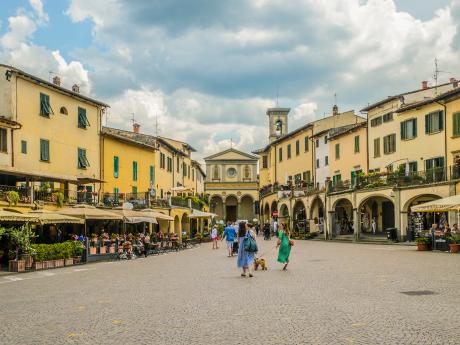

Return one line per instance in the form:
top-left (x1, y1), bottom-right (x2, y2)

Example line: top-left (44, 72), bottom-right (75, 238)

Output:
top-left (276, 222), bottom-right (292, 271)
top-left (237, 222), bottom-right (257, 277)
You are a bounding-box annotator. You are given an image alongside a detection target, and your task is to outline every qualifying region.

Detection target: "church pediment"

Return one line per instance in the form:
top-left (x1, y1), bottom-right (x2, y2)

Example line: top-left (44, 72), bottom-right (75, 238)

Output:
top-left (204, 148), bottom-right (258, 162)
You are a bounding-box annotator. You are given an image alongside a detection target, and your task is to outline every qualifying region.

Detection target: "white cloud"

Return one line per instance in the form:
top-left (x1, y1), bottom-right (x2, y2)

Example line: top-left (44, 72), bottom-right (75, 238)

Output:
top-left (29, 0), bottom-right (49, 24)
top-left (0, 15), bottom-right (36, 49)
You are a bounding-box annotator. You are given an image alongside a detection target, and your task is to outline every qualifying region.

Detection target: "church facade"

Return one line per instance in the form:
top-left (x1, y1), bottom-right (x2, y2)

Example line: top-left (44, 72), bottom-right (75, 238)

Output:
top-left (204, 148), bottom-right (259, 222)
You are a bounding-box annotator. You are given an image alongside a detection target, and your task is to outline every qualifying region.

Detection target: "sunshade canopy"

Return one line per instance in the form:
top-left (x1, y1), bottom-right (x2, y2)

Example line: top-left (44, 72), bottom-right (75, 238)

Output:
top-left (56, 204), bottom-right (123, 220)
top-left (28, 210), bottom-right (84, 225)
top-left (188, 210), bottom-right (217, 219)
top-left (140, 209), bottom-right (174, 221)
top-left (0, 210), bottom-right (39, 222)
top-left (112, 209), bottom-right (157, 224)
top-left (410, 195), bottom-right (460, 213)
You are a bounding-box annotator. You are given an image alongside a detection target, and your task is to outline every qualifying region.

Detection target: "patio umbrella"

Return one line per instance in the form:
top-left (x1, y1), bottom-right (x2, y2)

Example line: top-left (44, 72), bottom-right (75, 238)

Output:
top-left (112, 209), bottom-right (158, 224)
top-left (410, 195), bottom-right (460, 213)
top-left (139, 209), bottom-right (174, 221)
top-left (56, 205), bottom-right (123, 235)
top-left (28, 210), bottom-right (84, 225)
top-left (187, 210), bottom-right (217, 219)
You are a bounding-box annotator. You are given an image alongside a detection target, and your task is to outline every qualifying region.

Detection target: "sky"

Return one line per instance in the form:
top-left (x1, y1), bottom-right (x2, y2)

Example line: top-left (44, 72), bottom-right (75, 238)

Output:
top-left (0, 0), bottom-right (459, 162)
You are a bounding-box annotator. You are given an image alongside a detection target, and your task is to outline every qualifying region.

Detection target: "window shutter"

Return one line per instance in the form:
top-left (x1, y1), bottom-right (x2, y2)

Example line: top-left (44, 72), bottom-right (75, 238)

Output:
top-left (114, 156), bottom-right (119, 178)
top-left (413, 118), bottom-right (417, 138)
top-left (425, 114), bottom-right (430, 134)
top-left (150, 165), bottom-right (154, 184)
top-left (391, 134), bottom-right (396, 152)
top-left (438, 110), bottom-right (444, 131)
top-left (401, 121), bottom-right (405, 140)
top-left (383, 137), bottom-right (388, 154)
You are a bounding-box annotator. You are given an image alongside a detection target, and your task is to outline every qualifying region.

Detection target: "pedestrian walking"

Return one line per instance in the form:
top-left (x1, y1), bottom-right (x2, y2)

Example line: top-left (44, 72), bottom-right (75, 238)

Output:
top-left (211, 225), bottom-right (219, 249)
top-left (222, 222), bottom-right (237, 257)
top-left (273, 219), bottom-right (279, 238)
top-left (371, 217), bottom-right (376, 235)
top-left (237, 222), bottom-right (257, 277)
top-left (276, 222), bottom-right (292, 270)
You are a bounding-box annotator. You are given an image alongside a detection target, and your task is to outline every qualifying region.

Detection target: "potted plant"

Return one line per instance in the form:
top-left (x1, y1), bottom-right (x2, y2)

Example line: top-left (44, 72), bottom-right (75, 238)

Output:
top-left (415, 237), bottom-right (430, 251)
top-left (7, 224), bottom-right (37, 271)
top-left (72, 241), bottom-right (84, 264)
top-left (448, 234), bottom-right (460, 253)
top-left (53, 243), bottom-right (65, 268)
top-left (6, 190), bottom-right (20, 206)
top-left (31, 244), bottom-right (45, 270)
top-left (63, 242), bottom-right (74, 266)
top-left (100, 232), bottom-right (109, 254)
top-left (89, 233), bottom-right (98, 255)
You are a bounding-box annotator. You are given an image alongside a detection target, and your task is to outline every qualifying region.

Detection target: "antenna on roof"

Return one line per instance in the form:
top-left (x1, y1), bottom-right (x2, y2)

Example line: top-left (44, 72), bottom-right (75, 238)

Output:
top-left (433, 58), bottom-right (451, 95)
top-left (131, 113), bottom-right (135, 125)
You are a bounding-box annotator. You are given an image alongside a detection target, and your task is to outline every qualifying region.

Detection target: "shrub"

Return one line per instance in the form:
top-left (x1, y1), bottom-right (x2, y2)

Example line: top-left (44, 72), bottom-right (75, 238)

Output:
top-left (54, 192), bottom-right (65, 208)
top-left (415, 237), bottom-right (430, 245)
top-left (448, 234), bottom-right (460, 244)
top-left (6, 191), bottom-right (19, 206)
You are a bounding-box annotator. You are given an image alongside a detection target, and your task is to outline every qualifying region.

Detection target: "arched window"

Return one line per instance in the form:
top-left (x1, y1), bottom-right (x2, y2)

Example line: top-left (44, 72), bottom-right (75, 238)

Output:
top-left (213, 166), bottom-right (219, 179)
top-left (60, 107), bottom-right (68, 115)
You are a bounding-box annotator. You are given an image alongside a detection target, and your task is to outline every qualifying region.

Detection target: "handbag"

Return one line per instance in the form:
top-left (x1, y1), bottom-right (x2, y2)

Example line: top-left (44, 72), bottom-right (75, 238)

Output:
top-left (243, 234), bottom-right (258, 253)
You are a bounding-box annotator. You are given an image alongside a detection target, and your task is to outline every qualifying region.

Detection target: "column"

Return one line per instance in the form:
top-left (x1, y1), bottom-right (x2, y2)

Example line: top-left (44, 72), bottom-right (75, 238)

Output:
top-left (327, 211), bottom-right (335, 240)
top-left (223, 200), bottom-right (227, 221)
top-left (353, 208), bottom-right (359, 241)
top-left (237, 201), bottom-right (241, 220)
top-left (393, 189), bottom-right (402, 241)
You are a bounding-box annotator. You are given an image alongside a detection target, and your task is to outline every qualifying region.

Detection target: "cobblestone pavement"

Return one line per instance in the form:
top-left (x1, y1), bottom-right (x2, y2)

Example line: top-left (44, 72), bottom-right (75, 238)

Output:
top-left (0, 239), bottom-right (459, 345)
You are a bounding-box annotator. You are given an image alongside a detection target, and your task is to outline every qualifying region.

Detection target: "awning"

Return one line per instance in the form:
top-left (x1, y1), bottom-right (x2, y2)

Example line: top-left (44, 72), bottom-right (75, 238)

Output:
top-left (139, 209), bottom-right (174, 221)
top-left (56, 205), bottom-right (123, 220)
top-left (28, 210), bottom-right (84, 225)
top-left (410, 195), bottom-right (460, 213)
top-left (76, 174), bottom-right (105, 184)
top-left (112, 209), bottom-right (157, 224)
top-left (0, 209), bottom-right (39, 222)
top-left (0, 166), bottom-right (79, 182)
top-left (188, 210), bottom-right (217, 219)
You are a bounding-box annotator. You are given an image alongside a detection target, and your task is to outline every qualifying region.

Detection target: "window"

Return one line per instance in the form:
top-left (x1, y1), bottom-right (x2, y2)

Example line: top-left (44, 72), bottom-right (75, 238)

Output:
top-left (132, 186), bottom-right (137, 194)
top-left (176, 157), bottom-right (180, 172)
top-left (60, 107), bottom-right (68, 115)
top-left (425, 110), bottom-right (444, 134)
top-left (453, 112), bottom-right (460, 137)
top-left (383, 134), bottom-right (396, 154)
top-left (370, 116), bottom-right (382, 127)
top-left (167, 157), bottom-right (172, 172)
top-left (183, 162), bottom-right (187, 177)
top-left (132, 161), bottom-right (138, 181)
top-left (294, 174), bottom-right (302, 184)
top-left (316, 158), bottom-right (319, 168)
top-left (262, 155), bottom-right (268, 169)
top-left (113, 156), bottom-right (119, 178)
top-left (304, 136), bottom-right (309, 151)
top-left (0, 128), bottom-right (7, 153)
top-left (279, 147), bottom-right (283, 162)
top-left (409, 161), bottom-right (418, 173)
top-left (287, 144), bottom-right (291, 159)
top-left (21, 140), bottom-right (27, 154)
top-left (354, 136), bottom-right (360, 153)
top-left (324, 136), bottom-right (327, 144)
top-left (78, 107), bottom-right (90, 129)
top-left (374, 138), bottom-right (380, 157)
top-left (335, 143), bottom-right (340, 159)
top-left (78, 148), bottom-right (90, 169)
top-left (401, 118), bottom-right (417, 140)
top-left (332, 174), bottom-right (342, 185)
top-left (114, 187), bottom-right (119, 196)
top-left (295, 140), bottom-right (300, 155)
top-left (150, 166), bottom-right (155, 185)
top-left (316, 139), bottom-right (319, 148)
top-left (160, 153), bottom-right (165, 169)
top-left (383, 113), bottom-right (393, 122)
top-left (40, 93), bottom-right (53, 117)
top-left (302, 171), bottom-right (311, 182)
top-left (325, 156), bottom-right (328, 166)
top-left (40, 139), bottom-right (50, 162)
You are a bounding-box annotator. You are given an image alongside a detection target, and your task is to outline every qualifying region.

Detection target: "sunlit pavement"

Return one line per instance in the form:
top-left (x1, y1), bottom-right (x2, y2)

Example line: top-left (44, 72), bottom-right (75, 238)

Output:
top-left (0, 238), bottom-right (459, 345)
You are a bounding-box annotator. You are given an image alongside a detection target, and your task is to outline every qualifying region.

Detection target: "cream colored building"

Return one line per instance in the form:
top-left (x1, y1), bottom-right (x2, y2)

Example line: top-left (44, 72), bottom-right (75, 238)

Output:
top-left (204, 148), bottom-right (259, 222)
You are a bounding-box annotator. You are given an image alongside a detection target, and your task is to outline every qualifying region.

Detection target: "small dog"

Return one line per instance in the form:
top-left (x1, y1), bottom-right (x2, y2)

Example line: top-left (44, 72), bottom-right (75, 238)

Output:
top-left (254, 257), bottom-right (267, 271)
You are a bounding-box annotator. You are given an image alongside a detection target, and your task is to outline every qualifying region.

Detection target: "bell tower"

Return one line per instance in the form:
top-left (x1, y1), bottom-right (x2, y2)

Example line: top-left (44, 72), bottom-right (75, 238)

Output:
top-left (267, 107), bottom-right (290, 143)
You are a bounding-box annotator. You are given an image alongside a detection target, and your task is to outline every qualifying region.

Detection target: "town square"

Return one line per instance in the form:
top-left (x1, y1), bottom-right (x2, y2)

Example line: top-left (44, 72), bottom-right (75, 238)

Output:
top-left (0, 1), bottom-right (459, 344)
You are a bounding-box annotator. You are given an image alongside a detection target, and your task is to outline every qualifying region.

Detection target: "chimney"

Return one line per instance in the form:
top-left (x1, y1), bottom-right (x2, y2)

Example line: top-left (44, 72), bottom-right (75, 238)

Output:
top-left (421, 81), bottom-right (428, 90)
top-left (72, 84), bottom-right (80, 93)
top-left (332, 104), bottom-right (339, 116)
top-left (450, 78), bottom-right (458, 88)
top-left (52, 76), bottom-right (61, 86)
top-left (133, 123), bottom-right (140, 133)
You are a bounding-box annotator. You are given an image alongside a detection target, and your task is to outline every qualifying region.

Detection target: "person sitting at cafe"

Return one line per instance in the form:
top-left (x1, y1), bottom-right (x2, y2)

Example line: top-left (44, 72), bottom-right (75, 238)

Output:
top-left (443, 223), bottom-right (451, 237)
top-left (452, 224), bottom-right (459, 234)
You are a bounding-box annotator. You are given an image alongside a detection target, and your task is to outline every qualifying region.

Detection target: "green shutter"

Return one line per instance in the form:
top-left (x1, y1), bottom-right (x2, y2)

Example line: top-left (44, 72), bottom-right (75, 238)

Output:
top-left (40, 93), bottom-right (53, 116)
top-left (413, 118), bottom-right (417, 138)
top-left (425, 114), bottom-right (430, 133)
top-left (40, 139), bottom-right (49, 161)
top-left (438, 110), bottom-right (444, 131)
top-left (401, 121), bottom-right (406, 140)
top-left (351, 170), bottom-right (356, 185)
top-left (335, 143), bottom-right (340, 159)
top-left (133, 161), bottom-right (138, 181)
top-left (454, 113), bottom-right (460, 136)
top-left (114, 156), bottom-right (119, 178)
top-left (354, 136), bottom-right (360, 153)
top-left (78, 107), bottom-right (90, 128)
top-left (150, 165), bottom-right (155, 184)
top-left (383, 136), bottom-right (388, 154)
top-left (391, 134), bottom-right (396, 152)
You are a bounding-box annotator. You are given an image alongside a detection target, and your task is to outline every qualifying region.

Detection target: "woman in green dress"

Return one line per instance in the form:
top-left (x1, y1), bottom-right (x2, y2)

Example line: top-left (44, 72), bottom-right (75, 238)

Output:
top-left (276, 222), bottom-right (291, 270)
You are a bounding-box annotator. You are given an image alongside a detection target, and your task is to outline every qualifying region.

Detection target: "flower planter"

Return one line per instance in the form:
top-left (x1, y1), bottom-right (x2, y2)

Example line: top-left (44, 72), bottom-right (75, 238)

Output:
top-left (109, 246), bottom-right (115, 254)
top-left (417, 243), bottom-right (428, 251)
top-left (20, 254), bottom-right (33, 270)
top-left (73, 256), bottom-right (81, 264)
top-left (99, 246), bottom-right (107, 254)
top-left (449, 243), bottom-right (460, 253)
top-left (64, 258), bottom-right (74, 266)
top-left (33, 261), bottom-right (44, 270)
top-left (89, 247), bottom-right (97, 255)
top-left (54, 259), bottom-right (65, 268)
top-left (9, 260), bottom-right (25, 272)
top-left (43, 260), bottom-right (55, 269)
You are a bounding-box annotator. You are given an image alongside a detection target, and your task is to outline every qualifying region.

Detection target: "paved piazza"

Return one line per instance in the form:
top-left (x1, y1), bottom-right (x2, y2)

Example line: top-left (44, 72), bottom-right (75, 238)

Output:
top-left (0, 240), bottom-right (459, 345)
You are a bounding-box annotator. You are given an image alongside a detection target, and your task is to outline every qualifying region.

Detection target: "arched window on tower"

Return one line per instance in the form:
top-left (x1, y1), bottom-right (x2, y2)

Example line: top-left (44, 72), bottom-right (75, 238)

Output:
top-left (275, 119), bottom-right (282, 137)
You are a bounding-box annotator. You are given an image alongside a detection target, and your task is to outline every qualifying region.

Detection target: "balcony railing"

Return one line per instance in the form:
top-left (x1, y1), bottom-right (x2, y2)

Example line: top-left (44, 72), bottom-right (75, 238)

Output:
top-left (0, 184), bottom-right (31, 204)
top-left (171, 196), bottom-right (189, 208)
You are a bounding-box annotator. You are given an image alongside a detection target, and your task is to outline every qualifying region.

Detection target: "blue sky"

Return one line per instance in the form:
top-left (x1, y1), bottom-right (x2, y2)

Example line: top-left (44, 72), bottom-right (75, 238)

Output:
top-left (0, 0), bottom-right (458, 160)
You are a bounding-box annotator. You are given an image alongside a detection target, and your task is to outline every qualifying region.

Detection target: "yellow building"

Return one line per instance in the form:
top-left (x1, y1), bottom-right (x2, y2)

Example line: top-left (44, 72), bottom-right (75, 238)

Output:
top-left (0, 64), bottom-right (108, 209)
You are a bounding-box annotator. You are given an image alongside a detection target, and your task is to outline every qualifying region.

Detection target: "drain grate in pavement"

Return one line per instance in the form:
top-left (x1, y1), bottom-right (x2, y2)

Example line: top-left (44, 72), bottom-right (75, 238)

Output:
top-left (400, 290), bottom-right (437, 296)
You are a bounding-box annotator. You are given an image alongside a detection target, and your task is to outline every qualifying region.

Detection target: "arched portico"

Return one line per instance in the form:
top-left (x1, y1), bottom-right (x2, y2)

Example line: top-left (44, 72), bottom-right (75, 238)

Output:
top-left (239, 195), bottom-right (254, 221)
top-left (404, 194), bottom-right (443, 239)
top-left (293, 200), bottom-right (308, 235)
top-left (309, 196), bottom-right (325, 234)
top-left (358, 195), bottom-right (395, 237)
top-left (332, 198), bottom-right (354, 237)
top-left (279, 203), bottom-right (290, 225)
top-left (174, 215), bottom-right (181, 235)
top-left (224, 195), bottom-right (238, 222)
top-left (181, 213), bottom-right (190, 237)
top-left (263, 203), bottom-right (270, 224)
top-left (210, 195), bottom-right (224, 220)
